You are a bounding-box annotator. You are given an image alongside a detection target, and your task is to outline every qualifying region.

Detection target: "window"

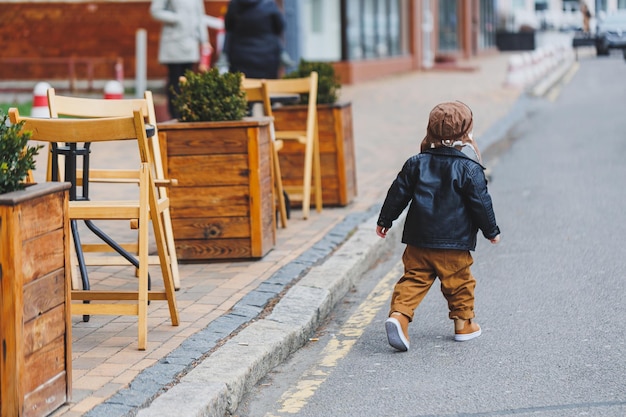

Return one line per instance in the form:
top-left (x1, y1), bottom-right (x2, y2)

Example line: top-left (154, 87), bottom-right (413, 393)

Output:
top-left (438, 0), bottom-right (459, 52)
top-left (479, 0), bottom-right (497, 50)
top-left (344, 0), bottom-right (407, 60)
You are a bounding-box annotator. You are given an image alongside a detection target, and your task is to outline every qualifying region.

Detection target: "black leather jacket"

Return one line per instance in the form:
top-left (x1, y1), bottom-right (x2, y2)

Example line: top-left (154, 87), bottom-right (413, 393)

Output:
top-left (377, 147), bottom-right (500, 251)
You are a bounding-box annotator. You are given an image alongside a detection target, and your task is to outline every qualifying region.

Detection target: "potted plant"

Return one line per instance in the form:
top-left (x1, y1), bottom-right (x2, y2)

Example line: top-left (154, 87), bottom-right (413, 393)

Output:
top-left (0, 110), bottom-right (72, 417)
top-left (157, 68), bottom-right (276, 261)
top-left (274, 60), bottom-right (357, 207)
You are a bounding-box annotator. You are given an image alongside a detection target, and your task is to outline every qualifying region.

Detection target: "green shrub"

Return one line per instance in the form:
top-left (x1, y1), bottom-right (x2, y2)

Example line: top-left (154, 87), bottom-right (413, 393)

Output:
top-left (172, 68), bottom-right (247, 122)
top-left (0, 110), bottom-right (42, 194)
top-left (283, 60), bottom-right (341, 105)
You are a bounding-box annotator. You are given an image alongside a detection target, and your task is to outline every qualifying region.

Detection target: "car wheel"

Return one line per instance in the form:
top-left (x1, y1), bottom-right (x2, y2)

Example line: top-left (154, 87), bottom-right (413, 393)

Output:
top-left (596, 38), bottom-right (610, 56)
top-left (596, 45), bottom-right (610, 56)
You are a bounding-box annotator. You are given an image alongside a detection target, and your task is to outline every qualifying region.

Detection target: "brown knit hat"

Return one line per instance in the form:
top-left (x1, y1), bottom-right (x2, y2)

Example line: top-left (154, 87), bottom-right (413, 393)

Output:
top-left (420, 101), bottom-right (481, 163)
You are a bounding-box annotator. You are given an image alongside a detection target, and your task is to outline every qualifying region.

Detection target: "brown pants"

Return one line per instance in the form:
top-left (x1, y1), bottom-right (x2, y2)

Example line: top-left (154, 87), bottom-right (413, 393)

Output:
top-left (389, 245), bottom-right (476, 322)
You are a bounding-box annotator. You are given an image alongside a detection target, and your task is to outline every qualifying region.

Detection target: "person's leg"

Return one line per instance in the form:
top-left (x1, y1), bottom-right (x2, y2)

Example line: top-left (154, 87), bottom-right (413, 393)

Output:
top-left (166, 63), bottom-right (193, 119)
top-left (435, 250), bottom-right (482, 341)
top-left (386, 245), bottom-right (436, 351)
top-left (389, 245), bottom-right (437, 320)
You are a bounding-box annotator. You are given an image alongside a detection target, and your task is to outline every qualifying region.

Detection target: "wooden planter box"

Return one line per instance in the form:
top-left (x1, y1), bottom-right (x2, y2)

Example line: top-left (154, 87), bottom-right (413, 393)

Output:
top-left (0, 182), bottom-right (72, 417)
top-left (158, 117), bottom-right (276, 261)
top-left (272, 101), bottom-right (357, 207)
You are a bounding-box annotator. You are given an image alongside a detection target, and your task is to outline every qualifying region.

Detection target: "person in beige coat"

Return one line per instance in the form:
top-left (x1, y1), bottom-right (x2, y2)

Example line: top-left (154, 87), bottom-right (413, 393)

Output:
top-left (150, 0), bottom-right (212, 119)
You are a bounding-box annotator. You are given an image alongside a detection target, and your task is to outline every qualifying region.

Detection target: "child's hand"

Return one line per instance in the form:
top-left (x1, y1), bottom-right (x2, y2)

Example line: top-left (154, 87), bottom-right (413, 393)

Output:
top-left (376, 225), bottom-right (388, 238)
top-left (490, 234), bottom-right (500, 244)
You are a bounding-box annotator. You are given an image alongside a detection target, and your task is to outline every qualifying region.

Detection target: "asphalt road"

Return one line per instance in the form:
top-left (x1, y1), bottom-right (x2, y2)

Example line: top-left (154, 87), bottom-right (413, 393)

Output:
top-left (233, 51), bottom-right (626, 417)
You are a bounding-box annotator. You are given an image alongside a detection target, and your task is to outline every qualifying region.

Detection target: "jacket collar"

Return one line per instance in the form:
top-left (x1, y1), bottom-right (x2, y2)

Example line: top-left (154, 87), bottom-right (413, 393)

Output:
top-left (423, 146), bottom-right (486, 169)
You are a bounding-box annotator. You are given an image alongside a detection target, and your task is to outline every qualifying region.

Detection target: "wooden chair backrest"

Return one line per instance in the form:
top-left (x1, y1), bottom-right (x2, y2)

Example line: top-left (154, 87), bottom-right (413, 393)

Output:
top-left (9, 107), bottom-right (151, 164)
top-left (46, 88), bottom-right (165, 184)
top-left (48, 88), bottom-right (152, 122)
top-left (241, 78), bottom-right (274, 118)
top-left (263, 72), bottom-right (319, 141)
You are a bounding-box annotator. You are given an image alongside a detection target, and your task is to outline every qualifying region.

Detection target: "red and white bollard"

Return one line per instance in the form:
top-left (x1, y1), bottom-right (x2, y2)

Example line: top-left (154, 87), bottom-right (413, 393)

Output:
top-left (504, 55), bottom-right (525, 88)
top-left (103, 80), bottom-right (124, 99)
top-left (30, 82), bottom-right (51, 118)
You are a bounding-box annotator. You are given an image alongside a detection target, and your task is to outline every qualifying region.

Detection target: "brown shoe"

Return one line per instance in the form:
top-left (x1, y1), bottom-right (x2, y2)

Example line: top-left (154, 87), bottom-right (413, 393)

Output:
top-left (454, 319), bottom-right (482, 342)
top-left (385, 312), bottom-right (410, 351)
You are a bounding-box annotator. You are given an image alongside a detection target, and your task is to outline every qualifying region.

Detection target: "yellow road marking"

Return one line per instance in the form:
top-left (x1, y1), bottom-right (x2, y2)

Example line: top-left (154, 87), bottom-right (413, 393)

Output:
top-left (266, 261), bottom-right (404, 416)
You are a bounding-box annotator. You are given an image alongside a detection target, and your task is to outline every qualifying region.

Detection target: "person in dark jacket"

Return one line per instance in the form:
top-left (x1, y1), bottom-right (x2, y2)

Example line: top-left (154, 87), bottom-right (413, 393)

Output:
top-left (223, 0), bottom-right (286, 79)
top-left (376, 101), bottom-right (501, 352)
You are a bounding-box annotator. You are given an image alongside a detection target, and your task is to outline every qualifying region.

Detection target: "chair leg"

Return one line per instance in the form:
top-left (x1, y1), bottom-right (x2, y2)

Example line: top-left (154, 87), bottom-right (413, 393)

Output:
top-left (148, 171), bottom-right (180, 328)
top-left (313, 127), bottom-right (323, 213)
top-left (272, 141), bottom-right (288, 228)
top-left (162, 207), bottom-right (181, 289)
top-left (137, 164), bottom-right (150, 351)
top-left (302, 137), bottom-right (314, 220)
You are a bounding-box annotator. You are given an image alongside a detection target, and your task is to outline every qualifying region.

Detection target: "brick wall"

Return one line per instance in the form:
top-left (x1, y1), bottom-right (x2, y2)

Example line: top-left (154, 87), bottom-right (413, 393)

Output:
top-left (0, 1), bottom-right (228, 84)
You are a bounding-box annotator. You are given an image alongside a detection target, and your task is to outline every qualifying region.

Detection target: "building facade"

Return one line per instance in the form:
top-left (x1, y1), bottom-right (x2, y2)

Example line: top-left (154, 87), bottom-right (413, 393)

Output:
top-left (281, 0), bottom-right (499, 83)
top-left (0, 0), bottom-right (499, 88)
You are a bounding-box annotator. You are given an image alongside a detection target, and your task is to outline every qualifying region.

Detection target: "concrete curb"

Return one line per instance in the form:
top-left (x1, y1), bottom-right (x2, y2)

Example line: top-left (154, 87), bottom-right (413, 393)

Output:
top-left (136, 213), bottom-right (405, 417)
top-left (530, 53), bottom-right (577, 97)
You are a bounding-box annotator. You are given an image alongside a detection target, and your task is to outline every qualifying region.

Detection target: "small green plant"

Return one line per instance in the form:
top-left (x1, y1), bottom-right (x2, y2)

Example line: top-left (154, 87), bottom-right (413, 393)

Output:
top-left (0, 110), bottom-right (42, 194)
top-left (283, 59), bottom-right (341, 105)
top-left (172, 68), bottom-right (247, 122)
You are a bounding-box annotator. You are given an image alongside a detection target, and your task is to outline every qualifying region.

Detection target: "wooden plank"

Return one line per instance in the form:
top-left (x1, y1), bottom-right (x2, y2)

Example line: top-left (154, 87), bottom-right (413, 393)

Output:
top-left (23, 336), bottom-right (65, 395)
top-left (169, 186), bottom-right (250, 218)
top-left (23, 305), bottom-right (66, 356)
top-left (18, 190), bottom-right (65, 241)
top-left (23, 372), bottom-right (67, 417)
top-left (260, 192), bottom-right (276, 255)
top-left (61, 186), bottom-right (72, 401)
top-left (71, 291), bottom-right (168, 301)
top-left (335, 104), bottom-right (357, 204)
top-left (22, 229), bottom-right (65, 285)
top-left (170, 216), bottom-right (251, 240)
top-left (248, 126), bottom-right (263, 257)
top-left (162, 126), bottom-right (249, 156)
top-left (175, 238), bottom-right (253, 260)
top-left (23, 269), bottom-right (65, 323)
top-left (168, 154), bottom-right (250, 186)
top-left (70, 303), bottom-right (138, 316)
top-left (0, 204), bottom-right (25, 417)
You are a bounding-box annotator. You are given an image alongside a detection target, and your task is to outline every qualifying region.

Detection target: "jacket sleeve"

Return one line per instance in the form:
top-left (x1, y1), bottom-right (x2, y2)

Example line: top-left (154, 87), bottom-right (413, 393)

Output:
top-left (196, 0), bottom-right (208, 44)
top-left (464, 164), bottom-right (500, 240)
top-left (271, 6), bottom-right (286, 35)
top-left (150, 0), bottom-right (180, 24)
top-left (377, 157), bottom-right (416, 228)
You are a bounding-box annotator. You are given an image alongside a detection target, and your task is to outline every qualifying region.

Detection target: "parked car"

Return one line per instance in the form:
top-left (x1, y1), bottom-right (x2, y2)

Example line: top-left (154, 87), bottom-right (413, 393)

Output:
top-left (595, 10), bottom-right (626, 55)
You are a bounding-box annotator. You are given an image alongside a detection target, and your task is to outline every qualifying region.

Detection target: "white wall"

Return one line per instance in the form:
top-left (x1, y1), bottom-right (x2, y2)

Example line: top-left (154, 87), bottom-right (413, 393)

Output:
top-left (299, 0), bottom-right (342, 61)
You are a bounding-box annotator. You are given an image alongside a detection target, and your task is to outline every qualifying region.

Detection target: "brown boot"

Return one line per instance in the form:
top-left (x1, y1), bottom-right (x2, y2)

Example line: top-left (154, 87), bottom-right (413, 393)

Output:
top-left (454, 318), bottom-right (482, 342)
top-left (385, 312), bottom-right (410, 351)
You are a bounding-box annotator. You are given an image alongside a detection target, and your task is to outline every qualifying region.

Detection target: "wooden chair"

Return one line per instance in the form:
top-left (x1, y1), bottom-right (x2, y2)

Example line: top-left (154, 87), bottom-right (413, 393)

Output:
top-left (46, 88), bottom-right (181, 290)
top-left (241, 78), bottom-right (288, 228)
top-left (262, 72), bottom-right (322, 220)
top-left (9, 107), bottom-right (179, 351)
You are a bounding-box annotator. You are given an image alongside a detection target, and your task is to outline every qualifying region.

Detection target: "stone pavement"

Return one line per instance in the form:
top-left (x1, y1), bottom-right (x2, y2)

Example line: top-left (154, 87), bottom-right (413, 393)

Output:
top-left (40, 43), bottom-right (574, 417)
